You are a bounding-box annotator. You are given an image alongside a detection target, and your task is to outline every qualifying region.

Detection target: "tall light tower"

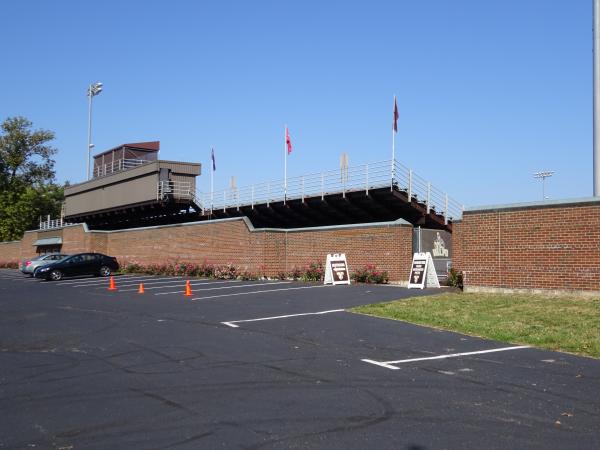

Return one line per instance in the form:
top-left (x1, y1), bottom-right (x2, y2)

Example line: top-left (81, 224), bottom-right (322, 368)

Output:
top-left (594, 0), bottom-right (600, 195)
top-left (533, 170), bottom-right (554, 200)
top-left (86, 82), bottom-right (103, 180)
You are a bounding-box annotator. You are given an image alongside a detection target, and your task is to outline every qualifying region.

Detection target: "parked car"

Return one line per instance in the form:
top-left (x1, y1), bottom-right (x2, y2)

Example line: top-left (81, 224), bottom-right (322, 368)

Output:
top-left (34, 253), bottom-right (119, 281)
top-left (20, 254), bottom-right (69, 276)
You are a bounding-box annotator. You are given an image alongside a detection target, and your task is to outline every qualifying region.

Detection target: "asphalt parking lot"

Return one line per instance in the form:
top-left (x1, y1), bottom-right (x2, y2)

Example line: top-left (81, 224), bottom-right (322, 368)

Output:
top-left (1, 269), bottom-right (599, 449)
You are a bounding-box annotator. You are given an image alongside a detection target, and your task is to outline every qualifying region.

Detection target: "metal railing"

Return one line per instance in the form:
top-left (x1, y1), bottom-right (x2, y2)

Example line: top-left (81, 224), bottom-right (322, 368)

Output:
top-left (193, 159), bottom-right (464, 223)
top-left (93, 158), bottom-right (149, 178)
top-left (39, 216), bottom-right (72, 230)
top-left (157, 180), bottom-right (200, 206)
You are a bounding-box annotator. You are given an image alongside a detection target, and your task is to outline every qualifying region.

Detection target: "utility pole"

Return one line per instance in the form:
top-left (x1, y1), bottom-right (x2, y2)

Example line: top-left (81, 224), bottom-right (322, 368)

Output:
top-left (594, 0), bottom-right (600, 195)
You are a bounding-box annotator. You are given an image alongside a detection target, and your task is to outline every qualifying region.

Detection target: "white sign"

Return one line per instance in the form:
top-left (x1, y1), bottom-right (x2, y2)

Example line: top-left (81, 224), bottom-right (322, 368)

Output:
top-left (324, 253), bottom-right (351, 285)
top-left (407, 252), bottom-right (440, 289)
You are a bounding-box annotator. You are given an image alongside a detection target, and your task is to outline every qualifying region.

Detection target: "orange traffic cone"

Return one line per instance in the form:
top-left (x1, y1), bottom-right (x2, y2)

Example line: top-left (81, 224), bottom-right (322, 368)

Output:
top-left (108, 276), bottom-right (117, 291)
top-left (184, 280), bottom-right (192, 297)
top-left (138, 283), bottom-right (145, 294)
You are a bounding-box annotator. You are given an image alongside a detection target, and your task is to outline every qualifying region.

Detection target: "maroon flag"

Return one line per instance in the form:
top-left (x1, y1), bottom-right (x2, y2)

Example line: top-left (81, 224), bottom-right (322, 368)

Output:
top-left (286, 127), bottom-right (292, 154)
top-left (393, 96), bottom-right (399, 133)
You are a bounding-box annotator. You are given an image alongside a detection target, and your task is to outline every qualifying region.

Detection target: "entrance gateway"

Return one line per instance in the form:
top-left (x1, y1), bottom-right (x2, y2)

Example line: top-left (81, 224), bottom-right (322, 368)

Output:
top-left (413, 227), bottom-right (452, 281)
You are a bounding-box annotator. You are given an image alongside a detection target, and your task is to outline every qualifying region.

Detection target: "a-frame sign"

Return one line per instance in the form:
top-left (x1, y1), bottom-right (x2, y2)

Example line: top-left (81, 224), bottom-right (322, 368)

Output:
top-left (324, 253), bottom-right (351, 285)
top-left (407, 252), bottom-right (440, 289)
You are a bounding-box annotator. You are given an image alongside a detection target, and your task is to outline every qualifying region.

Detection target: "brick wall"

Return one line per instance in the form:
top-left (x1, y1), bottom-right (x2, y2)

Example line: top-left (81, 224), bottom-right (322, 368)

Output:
top-left (103, 218), bottom-right (414, 281)
top-left (2, 218), bottom-right (414, 281)
top-left (0, 241), bottom-right (22, 262)
top-left (453, 198), bottom-right (600, 292)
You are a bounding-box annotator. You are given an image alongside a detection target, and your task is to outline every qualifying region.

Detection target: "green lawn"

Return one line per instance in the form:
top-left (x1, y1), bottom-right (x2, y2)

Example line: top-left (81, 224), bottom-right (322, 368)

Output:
top-left (351, 292), bottom-right (600, 359)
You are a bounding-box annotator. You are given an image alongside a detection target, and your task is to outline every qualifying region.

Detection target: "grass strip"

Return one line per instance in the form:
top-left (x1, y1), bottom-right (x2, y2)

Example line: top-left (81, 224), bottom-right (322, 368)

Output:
top-left (351, 293), bottom-right (600, 359)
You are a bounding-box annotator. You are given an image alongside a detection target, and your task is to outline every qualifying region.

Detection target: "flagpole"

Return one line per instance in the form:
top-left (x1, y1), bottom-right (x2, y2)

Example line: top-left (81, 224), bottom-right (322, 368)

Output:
top-left (284, 125), bottom-right (287, 203)
top-left (392, 95), bottom-right (396, 185)
top-left (210, 148), bottom-right (214, 212)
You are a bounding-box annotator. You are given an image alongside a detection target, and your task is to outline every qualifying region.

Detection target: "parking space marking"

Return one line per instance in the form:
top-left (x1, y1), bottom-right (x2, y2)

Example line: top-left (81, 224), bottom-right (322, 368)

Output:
top-left (89, 277), bottom-right (201, 289)
top-left (154, 281), bottom-right (290, 295)
top-left (362, 345), bottom-right (530, 370)
top-left (61, 275), bottom-right (161, 286)
top-left (222, 309), bottom-right (345, 328)
top-left (191, 284), bottom-right (330, 301)
top-left (119, 279), bottom-right (240, 292)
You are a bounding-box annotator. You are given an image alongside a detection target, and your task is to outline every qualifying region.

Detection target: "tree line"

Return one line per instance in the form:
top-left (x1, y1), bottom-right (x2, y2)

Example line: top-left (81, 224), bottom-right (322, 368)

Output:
top-left (0, 116), bottom-right (65, 241)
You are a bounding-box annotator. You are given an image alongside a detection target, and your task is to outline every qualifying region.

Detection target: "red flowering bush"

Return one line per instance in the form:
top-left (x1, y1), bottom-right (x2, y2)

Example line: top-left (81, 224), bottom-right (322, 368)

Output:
top-left (301, 262), bottom-right (324, 281)
top-left (351, 264), bottom-right (389, 284)
top-left (0, 260), bottom-right (18, 269)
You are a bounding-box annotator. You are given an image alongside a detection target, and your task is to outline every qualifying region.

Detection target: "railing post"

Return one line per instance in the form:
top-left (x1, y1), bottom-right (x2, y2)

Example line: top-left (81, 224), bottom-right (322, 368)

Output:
top-left (301, 176), bottom-right (304, 203)
top-left (426, 182), bottom-right (431, 214)
top-left (408, 170), bottom-right (413, 202)
top-left (365, 164), bottom-right (369, 196)
top-left (321, 172), bottom-right (324, 201)
top-left (444, 194), bottom-right (449, 225)
top-left (251, 185), bottom-right (255, 209)
top-left (267, 182), bottom-right (270, 207)
top-left (223, 191), bottom-right (226, 212)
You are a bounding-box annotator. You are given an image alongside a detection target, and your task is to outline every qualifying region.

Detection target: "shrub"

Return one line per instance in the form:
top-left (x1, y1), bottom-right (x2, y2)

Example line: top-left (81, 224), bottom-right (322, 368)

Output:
top-left (351, 264), bottom-right (389, 284)
top-left (213, 263), bottom-right (237, 280)
top-left (0, 261), bottom-right (18, 269)
top-left (301, 262), bottom-right (324, 281)
top-left (122, 262), bottom-right (142, 274)
top-left (238, 271), bottom-right (259, 281)
top-left (447, 268), bottom-right (463, 289)
top-left (289, 266), bottom-right (302, 280)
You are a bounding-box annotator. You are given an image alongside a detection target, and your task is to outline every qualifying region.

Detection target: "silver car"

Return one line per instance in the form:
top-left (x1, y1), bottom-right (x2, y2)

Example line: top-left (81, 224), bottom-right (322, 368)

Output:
top-left (20, 254), bottom-right (69, 276)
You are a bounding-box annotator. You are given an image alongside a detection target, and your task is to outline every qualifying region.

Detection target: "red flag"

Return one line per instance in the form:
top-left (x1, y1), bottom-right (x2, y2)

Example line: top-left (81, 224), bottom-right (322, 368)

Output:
top-left (393, 96), bottom-right (399, 133)
top-left (286, 127), bottom-right (292, 154)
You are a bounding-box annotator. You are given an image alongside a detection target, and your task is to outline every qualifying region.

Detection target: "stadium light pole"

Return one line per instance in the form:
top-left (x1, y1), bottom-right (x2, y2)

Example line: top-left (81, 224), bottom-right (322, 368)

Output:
top-left (594, 0), bottom-right (600, 195)
top-left (86, 82), bottom-right (103, 180)
top-left (533, 171), bottom-right (554, 200)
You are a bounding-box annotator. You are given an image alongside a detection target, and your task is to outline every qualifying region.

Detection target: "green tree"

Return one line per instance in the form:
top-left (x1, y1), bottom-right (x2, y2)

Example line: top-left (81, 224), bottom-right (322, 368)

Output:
top-left (0, 116), bottom-right (64, 241)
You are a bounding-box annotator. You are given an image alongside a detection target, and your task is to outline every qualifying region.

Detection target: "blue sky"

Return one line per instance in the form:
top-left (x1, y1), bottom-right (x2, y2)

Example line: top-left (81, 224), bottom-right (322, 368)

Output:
top-left (0, 0), bottom-right (593, 207)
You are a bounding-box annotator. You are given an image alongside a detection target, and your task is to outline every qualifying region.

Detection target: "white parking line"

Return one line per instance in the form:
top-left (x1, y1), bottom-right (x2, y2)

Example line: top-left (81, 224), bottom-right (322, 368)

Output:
top-left (362, 345), bottom-right (531, 370)
top-left (222, 309), bottom-right (345, 328)
top-left (88, 277), bottom-right (196, 289)
top-left (191, 284), bottom-right (329, 301)
top-left (154, 281), bottom-right (290, 296)
top-left (63, 275), bottom-right (161, 286)
top-left (119, 279), bottom-right (240, 292)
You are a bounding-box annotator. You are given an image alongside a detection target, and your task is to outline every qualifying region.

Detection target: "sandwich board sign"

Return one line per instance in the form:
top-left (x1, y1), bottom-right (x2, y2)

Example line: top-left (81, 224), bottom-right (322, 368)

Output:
top-left (407, 252), bottom-right (440, 289)
top-left (324, 253), bottom-right (351, 285)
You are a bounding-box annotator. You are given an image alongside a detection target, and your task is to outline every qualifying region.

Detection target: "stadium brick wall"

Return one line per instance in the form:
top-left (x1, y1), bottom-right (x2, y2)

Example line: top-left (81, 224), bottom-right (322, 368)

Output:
top-left (5, 218), bottom-right (414, 281)
top-left (453, 199), bottom-right (600, 292)
top-left (0, 241), bottom-right (22, 262)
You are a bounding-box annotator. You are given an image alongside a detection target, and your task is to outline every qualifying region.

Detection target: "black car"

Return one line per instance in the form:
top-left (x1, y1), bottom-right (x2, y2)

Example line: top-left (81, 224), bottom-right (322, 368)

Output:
top-left (34, 253), bottom-right (119, 281)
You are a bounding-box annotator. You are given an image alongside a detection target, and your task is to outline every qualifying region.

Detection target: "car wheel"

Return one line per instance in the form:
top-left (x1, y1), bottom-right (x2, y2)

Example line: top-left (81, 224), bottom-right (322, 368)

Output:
top-left (50, 270), bottom-right (63, 281)
top-left (99, 265), bottom-right (111, 277)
